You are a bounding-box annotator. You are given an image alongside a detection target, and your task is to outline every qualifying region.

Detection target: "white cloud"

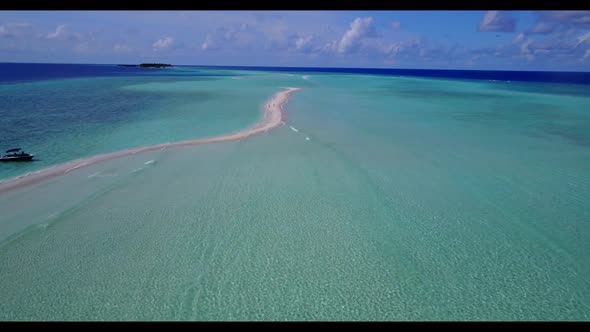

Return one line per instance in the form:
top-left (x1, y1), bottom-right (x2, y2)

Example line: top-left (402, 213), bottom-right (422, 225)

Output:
top-left (262, 21), bottom-right (292, 52)
top-left (383, 42), bottom-right (402, 56)
top-left (391, 21), bottom-right (401, 30)
top-left (526, 21), bottom-right (557, 35)
top-left (47, 25), bottom-right (66, 39)
top-left (490, 27), bottom-right (589, 64)
top-left (10, 22), bottom-right (31, 28)
top-left (152, 37), bottom-right (174, 51)
top-left (0, 23), bottom-right (32, 38)
top-left (523, 11), bottom-right (590, 42)
top-left (512, 33), bottom-right (526, 44)
top-left (542, 11), bottom-right (590, 29)
top-left (321, 40), bottom-right (338, 53)
top-left (583, 48), bottom-right (590, 60)
top-left (478, 11), bottom-right (516, 32)
top-left (45, 24), bottom-right (82, 42)
top-left (201, 34), bottom-right (215, 50)
top-left (337, 17), bottom-right (378, 54)
top-left (201, 24), bottom-right (257, 52)
top-left (262, 18), bottom-right (288, 41)
top-left (575, 31), bottom-right (590, 47)
top-left (113, 43), bottom-right (132, 53)
top-left (520, 38), bottom-right (535, 61)
top-left (295, 35), bottom-right (313, 52)
top-left (533, 49), bottom-right (550, 55)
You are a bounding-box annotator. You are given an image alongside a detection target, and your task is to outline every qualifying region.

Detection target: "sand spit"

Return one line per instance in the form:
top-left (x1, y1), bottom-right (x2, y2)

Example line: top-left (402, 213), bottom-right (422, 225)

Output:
top-left (0, 87), bottom-right (301, 195)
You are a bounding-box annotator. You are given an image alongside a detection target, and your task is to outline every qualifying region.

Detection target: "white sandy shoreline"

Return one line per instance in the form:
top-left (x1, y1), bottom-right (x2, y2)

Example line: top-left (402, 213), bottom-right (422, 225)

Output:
top-left (0, 87), bottom-right (301, 195)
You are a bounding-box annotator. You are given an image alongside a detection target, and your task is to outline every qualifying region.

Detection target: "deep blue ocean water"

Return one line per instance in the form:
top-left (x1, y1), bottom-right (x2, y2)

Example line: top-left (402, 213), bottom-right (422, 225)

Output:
top-left (2, 62), bottom-right (590, 85)
top-left (196, 65), bottom-right (590, 85)
top-left (0, 62), bottom-right (234, 84)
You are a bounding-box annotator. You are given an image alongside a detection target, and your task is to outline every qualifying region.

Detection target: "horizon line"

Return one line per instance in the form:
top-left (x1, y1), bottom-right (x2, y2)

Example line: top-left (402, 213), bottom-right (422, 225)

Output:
top-left (2, 61), bottom-right (590, 74)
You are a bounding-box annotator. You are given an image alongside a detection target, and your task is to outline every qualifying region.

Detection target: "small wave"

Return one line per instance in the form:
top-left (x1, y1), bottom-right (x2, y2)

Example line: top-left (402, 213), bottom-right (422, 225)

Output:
top-left (290, 126), bottom-right (299, 132)
top-left (64, 162), bottom-right (88, 173)
top-left (131, 167), bottom-right (144, 173)
top-left (37, 222), bottom-right (50, 229)
top-left (144, 160), bottom-right (156, 166)
top-left (302, 75), bottom-right (310, 80)
top-left (306, 137), bottom-right (311, 141)
top-left (88, 172), bottom-right (118, 178)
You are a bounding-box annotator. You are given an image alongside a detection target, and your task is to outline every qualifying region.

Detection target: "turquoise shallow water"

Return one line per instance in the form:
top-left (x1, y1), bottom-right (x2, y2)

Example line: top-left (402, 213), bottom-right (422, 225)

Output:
top-left (0, 68), bottom-right (290, 180)
top-left (0, 69), bottom-right (589, 320)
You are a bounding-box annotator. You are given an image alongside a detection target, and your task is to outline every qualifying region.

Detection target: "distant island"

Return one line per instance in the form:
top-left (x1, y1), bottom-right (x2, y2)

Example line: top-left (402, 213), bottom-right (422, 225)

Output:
top-left (118, 63), bottom-right (173, 68)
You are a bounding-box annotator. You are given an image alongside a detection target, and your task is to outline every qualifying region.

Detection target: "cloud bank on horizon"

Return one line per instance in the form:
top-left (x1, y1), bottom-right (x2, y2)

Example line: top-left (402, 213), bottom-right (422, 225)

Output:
top-left (1, 10), bottom-right (590, 71)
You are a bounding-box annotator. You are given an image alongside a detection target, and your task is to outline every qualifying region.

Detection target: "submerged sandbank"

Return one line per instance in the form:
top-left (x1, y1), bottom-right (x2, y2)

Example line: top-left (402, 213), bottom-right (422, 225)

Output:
top-left (0, 87), bottom-right (301, 195)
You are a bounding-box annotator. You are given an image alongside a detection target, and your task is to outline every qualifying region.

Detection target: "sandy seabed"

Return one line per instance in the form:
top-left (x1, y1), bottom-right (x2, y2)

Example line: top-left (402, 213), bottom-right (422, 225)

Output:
top-left (0, 87), bottom-right (301, 195)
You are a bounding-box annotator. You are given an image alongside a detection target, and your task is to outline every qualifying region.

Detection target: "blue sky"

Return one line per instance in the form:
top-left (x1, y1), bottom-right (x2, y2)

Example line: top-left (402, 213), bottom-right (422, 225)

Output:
top-left (1, 11), bottom-right (590, 71)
